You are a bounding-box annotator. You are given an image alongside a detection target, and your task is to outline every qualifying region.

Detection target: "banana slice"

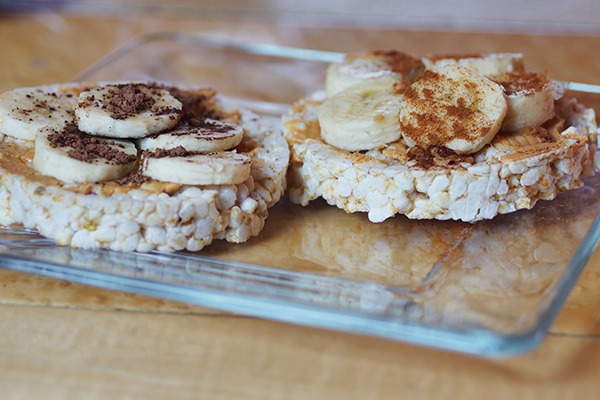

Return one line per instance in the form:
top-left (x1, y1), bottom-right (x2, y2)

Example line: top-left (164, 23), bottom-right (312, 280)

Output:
top-left (325, 50), bottom-right (425, 97)
top-left (137, 119), bottom-right (244, 152)
top-left (318, 81), bottom-right (403, 152)
top-left (491, 71), bottom-right (562, 132)
top-left (141, 149), bottom-right (251, 185)
top-left (33, 124), bottom-right (137, 183)
top-left (0, 85), bottom-right (78, 141)
top-left (75, 83), bottom-right (182, 138)
top-left (422, 53), bottom-right (525, 78)
top-left (399, 64), bottom-right (507, 154)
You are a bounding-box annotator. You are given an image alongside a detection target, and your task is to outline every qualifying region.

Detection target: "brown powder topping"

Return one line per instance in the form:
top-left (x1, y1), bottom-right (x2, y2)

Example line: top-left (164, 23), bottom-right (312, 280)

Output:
top-left (105, 83), bottom-right (156, 119)
top-left (145, 119), bottom-right (236, 140)
top-left (163, 86), bottom-right (224, 123)
top-left (400, 68), bottom-right (500, 152)
top-left (47, 123), bottom-right (136, 165)
top-left (408, 145), bottom-right (474, 169)
top-left (143, 145), bottom-right (200, 159)
top-left (189, 119), bottom-right (232, 132)
top-left (184, 113), bottom-right (217, 127)
top-left (76, 83), bottom-right (184, 121)
top-left (402, 70), bottom-right (441, 101)
top-left (401, 71), bottom-right (479, 146)
top-left (16, 93), bottom-right (74, 120)
top-left (165, 87), bottom-right (208, 113)
top-left (145, 84), bottom-right (241, 126)
top-left (372, 50), bottom-right (425, 76)
top-left (114, 173), bottom-right (152, 186)
top-left (496, 71), bottom-right (550, 96)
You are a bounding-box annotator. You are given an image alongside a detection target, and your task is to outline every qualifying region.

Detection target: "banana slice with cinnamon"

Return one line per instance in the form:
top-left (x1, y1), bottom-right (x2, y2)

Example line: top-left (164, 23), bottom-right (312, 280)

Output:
top-left (325, 50), bottom-right (425, 97)
top-left (491, 70), bottom-right (563, 132)
top-left (399, 64), bottom-right (507, 154)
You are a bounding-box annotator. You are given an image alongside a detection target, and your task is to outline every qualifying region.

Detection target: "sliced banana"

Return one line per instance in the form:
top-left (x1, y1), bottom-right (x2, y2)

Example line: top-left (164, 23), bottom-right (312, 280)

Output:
top-left (33, 124), bottom-right (137, 183)
top-left (491, 71), bottom-right (562, 132)
top-left (0, 85), bottom-right (79, 141)
top-left (325, 50), bottom-right (425, 97)
top-left (399, 64), bottom-right (507, 154)
top-left (75, 83), bottom-right (182, 138)
top-left (137, 119), bottom-right (244, 152)
top-left (318, 81), bottom-right (403, 152)
top-left (141, 149), bottom-right (251, 185)
top-left (422, 53), bottom-right (525, 78)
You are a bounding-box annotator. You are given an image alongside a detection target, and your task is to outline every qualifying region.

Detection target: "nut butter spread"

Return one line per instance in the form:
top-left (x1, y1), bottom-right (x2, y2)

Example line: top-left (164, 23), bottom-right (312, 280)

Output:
top-left (1, 83), bottom-right (245, 196)
top-left (283, 50), bottom-right (600, 223)
top-left (0, 81), bottom-right (290, 253)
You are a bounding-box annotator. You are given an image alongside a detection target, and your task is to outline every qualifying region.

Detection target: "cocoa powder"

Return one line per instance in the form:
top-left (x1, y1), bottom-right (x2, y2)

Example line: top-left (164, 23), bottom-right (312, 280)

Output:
top-left (163, 86), bottom-right (223, 123)
top-left (146, 119), bottom-right (235, 140)
top-left (47, 123), bottom-right (136, 165)
top-left (143, 145), bottom-right (200, 159)
top-left (105, 83), bottom-right (155, 119)
top-left (114, 173), bottom-right (152, 185)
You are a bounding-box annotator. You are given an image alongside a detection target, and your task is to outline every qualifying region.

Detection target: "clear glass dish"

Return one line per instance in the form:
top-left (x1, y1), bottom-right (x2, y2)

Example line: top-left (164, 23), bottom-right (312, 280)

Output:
top-left (1, 32), bottom-right (600, 357)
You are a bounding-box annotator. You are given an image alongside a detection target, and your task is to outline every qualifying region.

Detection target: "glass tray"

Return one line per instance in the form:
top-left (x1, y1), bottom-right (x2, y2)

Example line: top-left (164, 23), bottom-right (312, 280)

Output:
top-left (2, 32), bottom-right (600, 357)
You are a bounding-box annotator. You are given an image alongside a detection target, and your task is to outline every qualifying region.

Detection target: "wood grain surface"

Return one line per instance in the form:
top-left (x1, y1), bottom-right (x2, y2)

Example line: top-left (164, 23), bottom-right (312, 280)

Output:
top-left (1, 8), bottom-right (600, 399)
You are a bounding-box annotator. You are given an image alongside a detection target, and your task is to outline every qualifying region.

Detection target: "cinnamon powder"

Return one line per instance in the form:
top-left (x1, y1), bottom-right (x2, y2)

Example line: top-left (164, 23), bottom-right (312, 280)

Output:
top-left (497, 71), bottom-right (549, 96)
top-left (372, 50), bottom-right (425, 75)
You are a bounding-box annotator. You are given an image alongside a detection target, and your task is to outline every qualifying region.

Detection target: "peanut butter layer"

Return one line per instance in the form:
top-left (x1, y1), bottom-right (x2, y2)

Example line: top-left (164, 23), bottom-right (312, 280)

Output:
top-left (0, 83), bottom-right (247, 197)
top-left (0, 139), bottom-right (182, 196)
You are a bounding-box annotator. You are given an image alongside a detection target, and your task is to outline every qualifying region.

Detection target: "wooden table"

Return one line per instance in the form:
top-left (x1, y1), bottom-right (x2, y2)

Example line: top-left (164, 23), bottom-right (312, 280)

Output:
top-left (1, 9), bottom-right (600, 399)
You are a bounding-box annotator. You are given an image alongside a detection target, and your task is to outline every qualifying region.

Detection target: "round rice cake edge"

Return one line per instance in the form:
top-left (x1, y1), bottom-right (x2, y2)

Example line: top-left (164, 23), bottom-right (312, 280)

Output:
top-left (282, 91), bottom-right (600, 223)
top-left (0, 82), bottom-right (290, 252)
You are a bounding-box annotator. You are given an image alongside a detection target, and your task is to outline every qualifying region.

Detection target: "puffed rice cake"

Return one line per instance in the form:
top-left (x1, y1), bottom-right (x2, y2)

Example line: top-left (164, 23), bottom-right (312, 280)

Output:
top-left (283, 70), bottom-right (600, 223)
top-left (0, 82), bottom-right (289, 252)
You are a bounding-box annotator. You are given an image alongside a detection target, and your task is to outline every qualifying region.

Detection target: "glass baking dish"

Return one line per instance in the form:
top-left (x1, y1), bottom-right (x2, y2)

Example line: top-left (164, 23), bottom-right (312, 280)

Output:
top-left (1, 32), bottom-right (599, 357)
